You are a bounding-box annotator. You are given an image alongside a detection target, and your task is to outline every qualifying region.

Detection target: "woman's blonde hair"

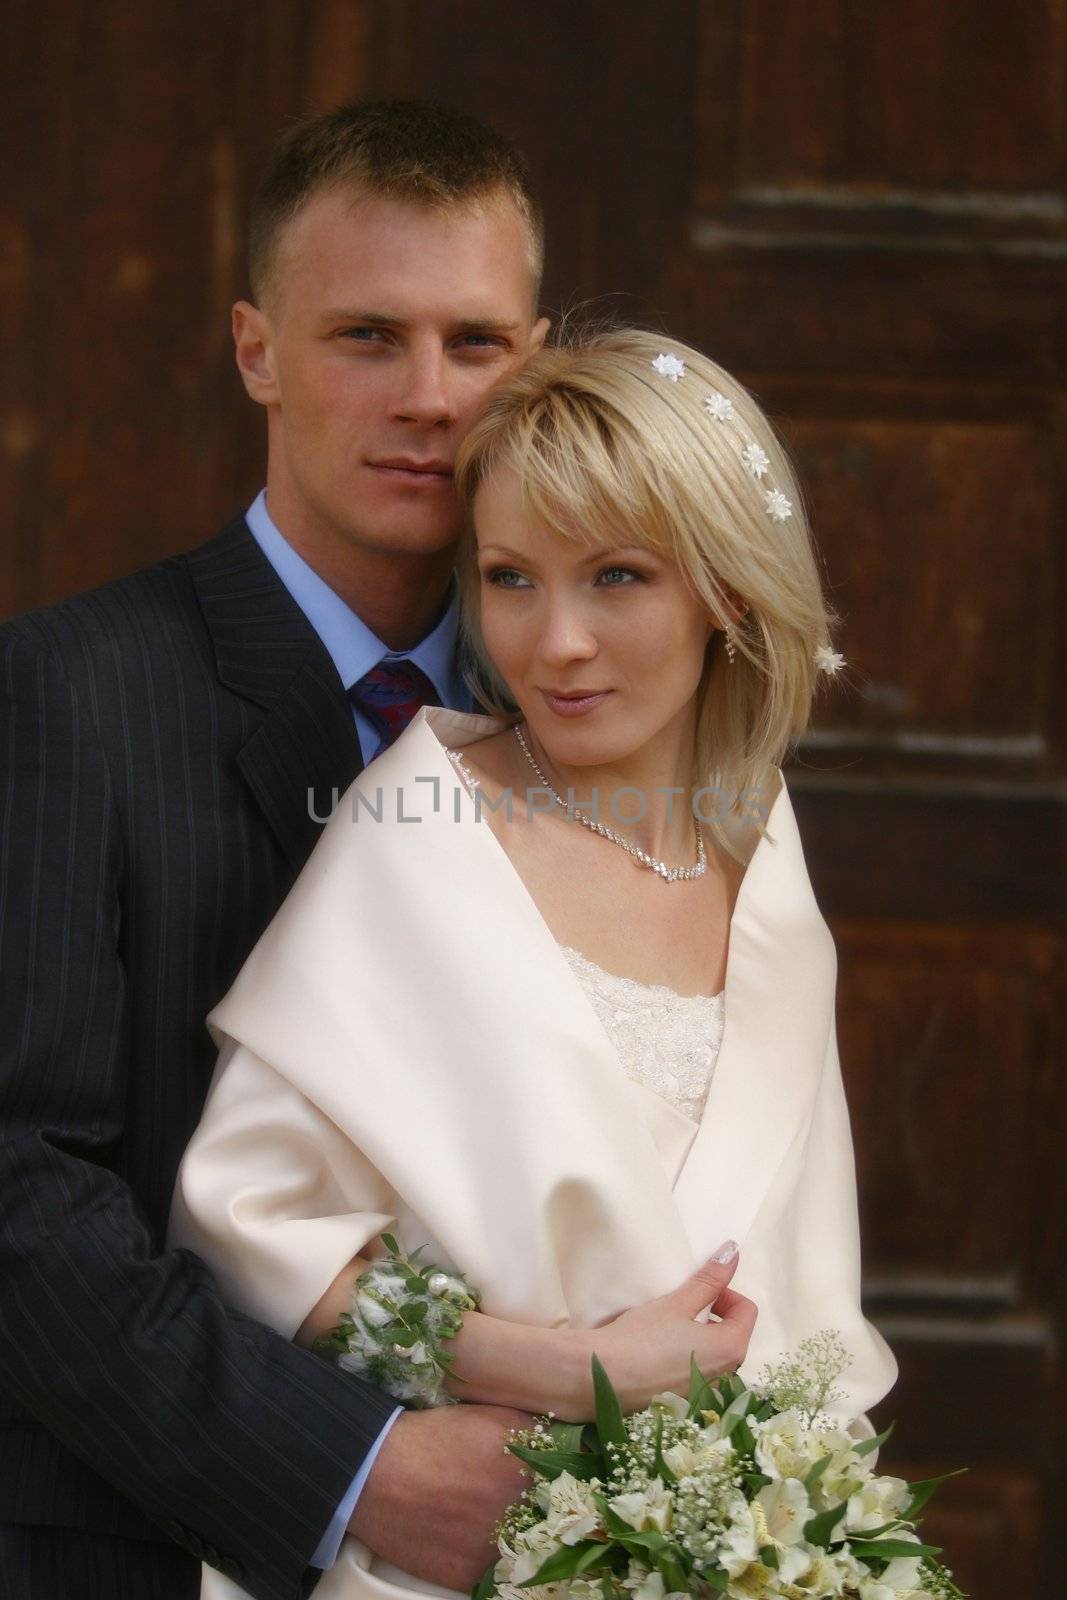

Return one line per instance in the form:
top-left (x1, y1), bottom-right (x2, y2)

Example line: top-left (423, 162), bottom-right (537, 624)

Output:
top-left (454, 327), bottom-right (836, 808)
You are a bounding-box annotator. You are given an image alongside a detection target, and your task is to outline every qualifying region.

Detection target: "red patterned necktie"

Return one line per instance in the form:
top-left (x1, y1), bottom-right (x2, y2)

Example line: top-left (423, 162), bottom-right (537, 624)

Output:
top-left (348, 659), bottom-right (441, 754)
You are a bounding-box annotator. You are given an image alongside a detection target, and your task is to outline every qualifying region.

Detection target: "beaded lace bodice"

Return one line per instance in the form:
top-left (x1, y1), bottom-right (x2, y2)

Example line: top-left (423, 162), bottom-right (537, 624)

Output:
top-left (560, 946), bottom-right (724, 1124)
top-left (445, 746), bottom-right (725, 1123)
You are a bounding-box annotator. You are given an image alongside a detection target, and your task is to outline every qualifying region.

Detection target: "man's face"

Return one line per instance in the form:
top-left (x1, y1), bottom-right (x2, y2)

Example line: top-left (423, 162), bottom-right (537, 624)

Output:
top-left (239, 188), bottom-right (548, 564)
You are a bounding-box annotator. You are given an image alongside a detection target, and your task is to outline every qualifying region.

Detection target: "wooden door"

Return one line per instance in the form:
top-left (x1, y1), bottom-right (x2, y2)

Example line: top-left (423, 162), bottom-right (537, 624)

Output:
top-left (4, 5), bottom-right (1063, 1594)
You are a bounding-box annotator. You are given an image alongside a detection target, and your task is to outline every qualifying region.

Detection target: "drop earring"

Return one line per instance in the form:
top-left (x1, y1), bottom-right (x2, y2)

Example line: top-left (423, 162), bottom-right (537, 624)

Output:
top-left (723, 621), bottom-right (737, 665)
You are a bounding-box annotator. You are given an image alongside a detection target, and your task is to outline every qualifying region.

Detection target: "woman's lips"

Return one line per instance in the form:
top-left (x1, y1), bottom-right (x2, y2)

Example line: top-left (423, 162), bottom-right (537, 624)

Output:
top-left (540, 690), bottom-right (612, 717)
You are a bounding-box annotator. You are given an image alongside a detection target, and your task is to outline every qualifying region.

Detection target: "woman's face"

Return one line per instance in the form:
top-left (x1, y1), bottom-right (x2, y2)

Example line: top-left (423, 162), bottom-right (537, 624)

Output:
top-left (473, 465), bottom-right (716, 770)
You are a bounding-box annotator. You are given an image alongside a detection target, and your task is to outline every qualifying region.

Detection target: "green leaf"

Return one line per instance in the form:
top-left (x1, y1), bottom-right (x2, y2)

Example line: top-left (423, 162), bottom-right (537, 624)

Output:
top-left (905, 1467), bottom-right (968, 1519)
top-left (616, 1531), bottom-right (668, 1558)
top-left (853, 1422), bottom-right (894, 1458)
top-left (507, 1443), bottom-right (599, 1482)
top-left (591, 1353), bottom-right (627, 1448)
top-left (687, 1354), bottom-right (716, 1418)
top-left (803, 1453), bottom-right (833, 1491)
top-left (380, 1232), bottom-right (401, 1256)
top-left (548, 1421), bottom-right (587, 1454)
top-left (803, 1500), bottom-right (847, 1549)
top-left (733, 1419), bottom-right (756, 1457)
top-left (655, 1547), bottom-right (690, 1590)
top-left (523, 1541), bottom-right (601, 1586)
top-left (700, 1566), bottom-right (729, 1593)
top-left (741, 1471), bottom-right (773, 1492)
top-left (470, 1561), bottom-right (498, 1600)
top-left (592, 1498), bottom-right (668, 1556)
top-left (758, 1544), bottom-right (779, 1571)
top-left (574, 1542), bottom-right (615, 1577)
top-left (854, 1538), bottom-right (942, 1561)
top-left (651, 1413), bottom-right (677, 1485)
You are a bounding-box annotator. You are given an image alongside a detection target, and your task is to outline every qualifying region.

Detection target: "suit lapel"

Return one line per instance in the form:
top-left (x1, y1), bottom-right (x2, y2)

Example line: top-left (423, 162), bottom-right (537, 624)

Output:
top-left (187, 518), bottom-right (363, 875)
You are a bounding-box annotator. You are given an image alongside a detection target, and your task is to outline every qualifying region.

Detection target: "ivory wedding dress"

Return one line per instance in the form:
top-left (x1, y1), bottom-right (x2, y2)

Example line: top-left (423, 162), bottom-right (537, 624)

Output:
top-left (169, 707), bottom-right (896, 1600)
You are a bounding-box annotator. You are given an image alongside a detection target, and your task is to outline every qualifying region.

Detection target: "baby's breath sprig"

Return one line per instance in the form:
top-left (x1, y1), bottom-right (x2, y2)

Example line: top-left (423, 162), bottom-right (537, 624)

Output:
top-left (755, 1328), bottom-right (850, 1424)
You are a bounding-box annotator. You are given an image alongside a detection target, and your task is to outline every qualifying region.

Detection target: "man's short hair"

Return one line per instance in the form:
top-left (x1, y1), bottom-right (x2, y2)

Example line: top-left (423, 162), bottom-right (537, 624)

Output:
top-left (249, 98), bottom-right (544, 305)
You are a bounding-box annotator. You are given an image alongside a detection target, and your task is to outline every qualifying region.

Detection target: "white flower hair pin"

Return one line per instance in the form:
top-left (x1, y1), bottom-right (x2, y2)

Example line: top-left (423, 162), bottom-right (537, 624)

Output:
top-left (652, 360), bottom-right (794, 524)
top-left (651, 351), bottom-right (686, 381)
top-left (815, 645), bottom-right (846, 675)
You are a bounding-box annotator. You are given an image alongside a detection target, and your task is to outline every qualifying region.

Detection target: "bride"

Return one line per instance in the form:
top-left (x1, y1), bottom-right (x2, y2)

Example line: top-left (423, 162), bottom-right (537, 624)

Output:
top-left (169, 328), bottom-right (896, 1599)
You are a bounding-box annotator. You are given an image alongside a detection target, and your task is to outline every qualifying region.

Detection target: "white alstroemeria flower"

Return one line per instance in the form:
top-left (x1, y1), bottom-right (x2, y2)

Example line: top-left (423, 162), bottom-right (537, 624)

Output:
top-left (751, 1409), bottom-right (813, 1481)
top-left (753, 1478), bottom-right (813, 1584)
top-left (543, 1471), bottom-right (601, 1545)
top-left (741, 442), bottom-right (770, 479)
top-left (650, 1390), bottom-right (689, 1421)
top-left (704, 391), bottom-right (734, 421)
top-left (844, 1474), bottom-right (910, 1533)
top-left (510, 1531), bottom-right (560, 1587)
top-left (622, 1569), bottom-right (666, 1600)
top-left (609, 1477), bottom-right (673, 1533)
top-left (792, 1546), bottom-right (858, 1596)
top-left (495, 1585), bottom-right (558, 1600)
top-left (651, 352), bottom-right (686, 381)
top-left (764, 488), bottom-right (794, 521)
top-left (717, 1497), bottom-right (759, 1578)
top-left (567, 1580), bottom-right (608, 1600)
top-left (662, 1434), bottom-right (733, 1478)
top-left (815, 645), bottom-right (846, 676)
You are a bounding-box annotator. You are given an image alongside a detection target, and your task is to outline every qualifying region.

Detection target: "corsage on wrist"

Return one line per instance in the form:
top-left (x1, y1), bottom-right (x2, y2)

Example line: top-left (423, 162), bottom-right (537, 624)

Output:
top-left (317, 1233), bottom-right (480, 1408)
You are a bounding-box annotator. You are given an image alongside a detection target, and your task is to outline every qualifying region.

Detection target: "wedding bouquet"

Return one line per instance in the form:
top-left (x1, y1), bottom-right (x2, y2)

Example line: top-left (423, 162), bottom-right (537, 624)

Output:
top-left (477, 1332), bottom-right (964, 1600)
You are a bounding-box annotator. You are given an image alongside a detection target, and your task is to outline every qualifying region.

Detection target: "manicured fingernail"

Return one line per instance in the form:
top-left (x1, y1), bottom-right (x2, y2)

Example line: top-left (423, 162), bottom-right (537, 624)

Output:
top-left (711, 1240), bottom-right (738, 1263)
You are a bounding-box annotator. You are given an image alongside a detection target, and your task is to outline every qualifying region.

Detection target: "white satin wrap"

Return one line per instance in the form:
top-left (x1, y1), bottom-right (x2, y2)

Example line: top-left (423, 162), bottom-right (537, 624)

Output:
top-left (168, 708), bottom-right (896, 1600)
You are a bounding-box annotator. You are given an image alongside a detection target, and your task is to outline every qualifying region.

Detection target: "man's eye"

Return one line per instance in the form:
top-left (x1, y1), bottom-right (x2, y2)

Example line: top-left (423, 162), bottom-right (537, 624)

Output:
top-left (483, 567), bottom-right (531, 588)
top-left (340, 327), bottom-right (385, 342)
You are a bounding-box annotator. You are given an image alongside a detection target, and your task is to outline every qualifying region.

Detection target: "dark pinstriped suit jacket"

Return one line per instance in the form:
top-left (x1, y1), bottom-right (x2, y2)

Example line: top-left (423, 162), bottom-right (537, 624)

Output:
top-left (0, 518), bottom-right (398, 1600)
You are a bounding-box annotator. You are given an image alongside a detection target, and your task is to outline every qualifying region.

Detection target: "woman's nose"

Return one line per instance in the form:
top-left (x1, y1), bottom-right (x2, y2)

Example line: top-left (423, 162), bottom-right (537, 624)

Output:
top-left (537, 597), bottom-right (599, 664)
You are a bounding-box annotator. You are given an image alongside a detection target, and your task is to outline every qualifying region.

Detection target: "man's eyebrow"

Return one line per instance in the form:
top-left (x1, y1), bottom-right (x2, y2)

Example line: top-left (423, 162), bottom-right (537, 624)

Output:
top-left (321, 310), bottom-right (522, 335)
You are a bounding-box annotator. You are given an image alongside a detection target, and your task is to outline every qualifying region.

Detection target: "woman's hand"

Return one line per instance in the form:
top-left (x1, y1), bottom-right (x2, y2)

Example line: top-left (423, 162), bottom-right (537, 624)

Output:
top-left (571, 1242), bottom-right (756, 1414)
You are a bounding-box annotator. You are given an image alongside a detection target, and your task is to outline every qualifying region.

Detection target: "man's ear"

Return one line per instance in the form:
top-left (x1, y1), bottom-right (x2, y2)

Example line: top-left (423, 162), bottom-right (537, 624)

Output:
top-left (530, 315), bottom-right (551, 353)
top-left (233, 301), bottom-right (280, 405)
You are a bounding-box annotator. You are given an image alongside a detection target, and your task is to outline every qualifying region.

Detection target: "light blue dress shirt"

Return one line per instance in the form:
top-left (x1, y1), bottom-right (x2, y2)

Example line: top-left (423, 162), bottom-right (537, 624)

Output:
top-left (245, 490), bottom-right (470, 764)
top-left (245, 490), bottom-right (470, 1568)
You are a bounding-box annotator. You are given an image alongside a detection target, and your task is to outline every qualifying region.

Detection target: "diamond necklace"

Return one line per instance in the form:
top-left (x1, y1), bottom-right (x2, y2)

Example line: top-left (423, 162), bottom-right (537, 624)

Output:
top-left (512, 724), bottom-right (707, 884)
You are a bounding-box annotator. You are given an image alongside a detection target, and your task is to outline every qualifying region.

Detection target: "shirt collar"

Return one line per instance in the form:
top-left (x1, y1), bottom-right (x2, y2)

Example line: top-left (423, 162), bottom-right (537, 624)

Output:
top-left (244, 490), bottom-right (465, 706)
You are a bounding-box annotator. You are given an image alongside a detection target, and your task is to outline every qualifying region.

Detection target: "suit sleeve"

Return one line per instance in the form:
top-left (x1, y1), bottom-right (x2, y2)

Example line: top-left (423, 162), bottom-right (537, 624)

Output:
top-left (0, 630), bottom-right (397, 1600)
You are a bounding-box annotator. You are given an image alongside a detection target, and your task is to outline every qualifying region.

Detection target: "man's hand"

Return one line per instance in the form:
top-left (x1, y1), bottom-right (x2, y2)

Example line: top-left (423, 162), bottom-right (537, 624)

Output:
top-left (349, 1403), bottom-right (532, 1590)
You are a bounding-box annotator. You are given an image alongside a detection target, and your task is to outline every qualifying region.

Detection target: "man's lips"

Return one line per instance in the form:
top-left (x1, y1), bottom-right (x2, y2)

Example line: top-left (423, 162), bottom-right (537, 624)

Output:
top-left (367, 457), bottom-right (453, 483)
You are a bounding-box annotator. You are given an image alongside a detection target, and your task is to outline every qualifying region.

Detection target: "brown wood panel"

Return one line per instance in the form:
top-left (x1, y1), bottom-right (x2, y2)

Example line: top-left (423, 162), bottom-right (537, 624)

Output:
top-left (874, 1462), bottom-right (1041, 1600)
top-left (697, 0), bottom-right (1067, 198)
top-left (832, 922), bottom-right (1059, 1285)
top-left (788, 415), bottom-right (1056, 744)
top-left (662, 245), bottom-right (1067, 383)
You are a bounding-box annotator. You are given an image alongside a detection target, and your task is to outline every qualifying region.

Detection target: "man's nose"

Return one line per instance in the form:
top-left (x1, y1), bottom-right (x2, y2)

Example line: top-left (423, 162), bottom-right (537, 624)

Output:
top-left (393, 347), bottom-right (454, 427)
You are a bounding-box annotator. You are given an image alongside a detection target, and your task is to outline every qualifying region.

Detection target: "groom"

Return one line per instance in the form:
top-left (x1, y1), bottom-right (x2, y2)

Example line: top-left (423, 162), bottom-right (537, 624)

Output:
top-left (0, 100), bottom-right (549, 1600)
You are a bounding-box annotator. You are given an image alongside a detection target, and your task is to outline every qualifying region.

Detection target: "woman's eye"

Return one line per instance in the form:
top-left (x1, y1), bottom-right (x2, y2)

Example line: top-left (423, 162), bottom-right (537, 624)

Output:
top-left (483, 567), bottom-right (531, 588)
top-left (596, 565), bottom-right (642, 585)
